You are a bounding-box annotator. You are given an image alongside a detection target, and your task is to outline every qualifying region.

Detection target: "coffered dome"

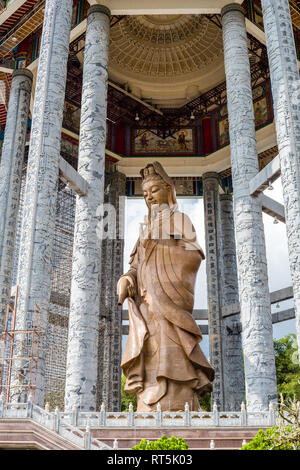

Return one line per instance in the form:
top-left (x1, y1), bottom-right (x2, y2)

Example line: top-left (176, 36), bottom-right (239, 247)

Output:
top-left (108, 14), bottom-right (225, 106)
top-left (109, 14), bottom-right (223, 78)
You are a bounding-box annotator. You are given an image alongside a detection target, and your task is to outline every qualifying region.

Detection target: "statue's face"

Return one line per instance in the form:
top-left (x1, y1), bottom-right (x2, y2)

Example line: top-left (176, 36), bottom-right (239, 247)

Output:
top-left (142, 179), bottom-right (170, 208)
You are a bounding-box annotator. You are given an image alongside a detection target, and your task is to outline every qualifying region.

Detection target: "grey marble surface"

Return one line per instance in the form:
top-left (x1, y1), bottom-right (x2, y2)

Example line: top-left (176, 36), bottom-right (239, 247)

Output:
top-left (222, 5), bottom-right (277, 411)
top-left (219, 195), bottom-right (245, 411)
top-left (261, 0), bottom-right (300, 356)
top-left (64, 6), bottom-right (110, 412)
top-left (203, 173), bottom-right (225, 411)
top-left (11, 0), bottom-right (73, 405)
top-left (97, 171), bottom-right (126, 412)
top-left (0, 71), bottom-right (32, 333)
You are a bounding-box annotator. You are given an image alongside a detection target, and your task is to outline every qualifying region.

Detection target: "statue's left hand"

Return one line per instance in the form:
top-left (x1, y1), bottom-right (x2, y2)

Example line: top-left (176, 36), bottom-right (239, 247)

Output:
top-left (117, 277), bottom-right (136, 305)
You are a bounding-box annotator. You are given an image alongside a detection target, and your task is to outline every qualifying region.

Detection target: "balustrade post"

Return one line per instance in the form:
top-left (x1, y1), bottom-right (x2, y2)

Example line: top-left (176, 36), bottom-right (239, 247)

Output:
top-left (84, 420), bottom-right (91, 449)
top-left (240, 402), bottom-right (247, 426)
top-left (99, 402), bottom-right (106, 427)
top-left (184, 402), bottom-right (191, 426)
top-left (26, 393), bottom-right (33, 418)
top-left (156, 404), bottom-right (162, 427)
top-left (113, 439), bottom-right (118, 450)
top-left (71, 404), bottom-right (79, 427)
top-left (128, 403), bottom-right (134, 427)
top-left (268, 401), bottom-right (276, 427)
top-left (54, 407), bottom-right (60, 433)
top-left (212, 402), bottom-right (219, 426)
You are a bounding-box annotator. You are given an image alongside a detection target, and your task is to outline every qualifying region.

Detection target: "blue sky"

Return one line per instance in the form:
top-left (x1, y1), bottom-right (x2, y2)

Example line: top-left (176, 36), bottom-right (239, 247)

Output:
top-left (122, 177), bottom-right (295, 357)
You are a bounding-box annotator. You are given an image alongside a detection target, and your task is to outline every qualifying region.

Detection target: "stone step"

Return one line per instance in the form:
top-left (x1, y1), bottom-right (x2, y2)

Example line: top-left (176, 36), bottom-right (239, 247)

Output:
top-left (0, 419), bottom-right (82, 450)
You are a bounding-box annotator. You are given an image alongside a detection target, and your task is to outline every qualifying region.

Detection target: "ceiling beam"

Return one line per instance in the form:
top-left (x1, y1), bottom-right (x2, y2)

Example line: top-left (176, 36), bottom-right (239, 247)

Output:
top-left (249, 154), bottom-right (281, 196)
top-left (260, 193), bottom-right (286, 223)
top-left (88, 0), bottom-right (243, 15)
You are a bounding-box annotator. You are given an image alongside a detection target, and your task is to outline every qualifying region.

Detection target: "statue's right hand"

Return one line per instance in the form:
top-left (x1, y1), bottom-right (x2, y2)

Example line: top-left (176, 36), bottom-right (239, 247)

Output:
top-left (117, 277), bottom-right (130, 306)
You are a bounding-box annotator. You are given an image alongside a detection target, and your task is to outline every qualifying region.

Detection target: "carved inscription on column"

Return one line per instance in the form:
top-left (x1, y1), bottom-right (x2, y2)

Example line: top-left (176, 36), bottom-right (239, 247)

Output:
top-left (203, 173), bottom-right (224, 410)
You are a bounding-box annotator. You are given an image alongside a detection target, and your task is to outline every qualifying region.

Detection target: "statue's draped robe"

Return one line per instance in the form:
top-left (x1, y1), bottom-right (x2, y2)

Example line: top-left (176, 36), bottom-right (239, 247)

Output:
top-left (121, 209), bottom-right (214, 411)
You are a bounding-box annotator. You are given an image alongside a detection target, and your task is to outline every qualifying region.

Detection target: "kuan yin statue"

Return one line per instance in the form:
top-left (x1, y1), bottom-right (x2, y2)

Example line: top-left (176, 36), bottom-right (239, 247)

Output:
top-left (117, 162), bottom-right (214, 412)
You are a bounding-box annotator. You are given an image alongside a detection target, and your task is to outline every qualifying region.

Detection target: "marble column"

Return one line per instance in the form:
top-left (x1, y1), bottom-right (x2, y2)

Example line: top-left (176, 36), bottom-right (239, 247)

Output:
top-left (261, 0), bottom-right (300, 354)
top-left (221, 4), bottom-right (277, 411)
top-left (202, 172), bottom-right (225, 411)
top-left (97, 171), bottom-right (126, 412)
top-left (0, 69), bottom-right (32, 333)
top-left (10, 0), bottom-right (73, 405)
top-left (219, 194), bottom-right (245, 411)
top-left (64, 5), bottom-right (111, 412)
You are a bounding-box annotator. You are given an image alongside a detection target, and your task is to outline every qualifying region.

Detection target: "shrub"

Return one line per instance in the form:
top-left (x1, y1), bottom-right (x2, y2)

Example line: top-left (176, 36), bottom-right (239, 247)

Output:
top-left (121, 374), bottom-right (137, 411)
top-left (241, 427), bottom-right (293, 450)
top-left (132, 435), bottom-right (189, 450)
top-left (241, 397), bottom-right (300, 450)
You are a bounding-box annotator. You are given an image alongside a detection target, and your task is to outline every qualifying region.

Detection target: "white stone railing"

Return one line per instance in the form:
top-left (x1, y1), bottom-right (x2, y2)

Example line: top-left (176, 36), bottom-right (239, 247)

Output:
top-left (56, 402), bottom-right (277, 429)
top-left (0, 398), bottom-right (277, 433)
top-left (0, 397), bottom-right (111, 450)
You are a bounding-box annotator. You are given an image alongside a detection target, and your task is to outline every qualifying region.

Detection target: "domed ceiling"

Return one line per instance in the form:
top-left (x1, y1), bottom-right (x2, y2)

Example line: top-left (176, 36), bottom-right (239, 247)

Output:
top-left (108, 14), bottom-right (225, 107)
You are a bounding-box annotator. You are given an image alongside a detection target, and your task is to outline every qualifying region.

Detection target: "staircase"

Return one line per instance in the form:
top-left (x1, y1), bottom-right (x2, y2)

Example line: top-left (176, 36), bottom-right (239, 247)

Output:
top-left (0, 401), bottom-right (112, 450)
top-left (0, 419), bottom-right (83, 450)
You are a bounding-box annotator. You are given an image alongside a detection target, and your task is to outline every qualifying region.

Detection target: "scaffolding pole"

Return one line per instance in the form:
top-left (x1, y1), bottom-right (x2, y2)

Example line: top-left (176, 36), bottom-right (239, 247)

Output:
top-left (0, 286), bottom-right (41, 403)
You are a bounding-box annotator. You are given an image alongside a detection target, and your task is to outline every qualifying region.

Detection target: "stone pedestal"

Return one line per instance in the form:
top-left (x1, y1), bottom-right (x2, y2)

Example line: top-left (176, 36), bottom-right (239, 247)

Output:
top-left (261, 0), bottom-right (300, 355)
top-left (203, 172), bottom-right (225, 411)
top-left (10, 0), bottom-right (73, 406)
top-left (219, 195), bottom-right (245, 411)
top-left (221, 3), bottom-right (277, 411)
top-left (0, 69), bottom-right (32, 332)
top-left (97, 171), bottom-right (126, 412)
top-left (64, 5), bottom-right (111, 412)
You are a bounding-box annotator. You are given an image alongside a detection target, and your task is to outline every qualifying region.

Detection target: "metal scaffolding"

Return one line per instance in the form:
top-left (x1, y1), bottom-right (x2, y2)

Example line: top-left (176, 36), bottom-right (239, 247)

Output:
top-left (45, 183), bottom-right (76, 409)
top-left (8, 174), bottom-right (76, 409)
top-left (0, 286), bottom-right (41, 403)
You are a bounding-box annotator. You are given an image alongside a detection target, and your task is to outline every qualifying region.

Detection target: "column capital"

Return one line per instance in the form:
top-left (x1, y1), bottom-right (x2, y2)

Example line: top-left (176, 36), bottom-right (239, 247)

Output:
top-left (202, 172), bottom-right (220, 181)
top-left (12, 69), bottom-right (33, 81)
top-left (221, 3), bottom-right (244, 18)
top-left (220, 194), bottom-right (233, 201)
top-left (87, 4), bottom-right (111, 18)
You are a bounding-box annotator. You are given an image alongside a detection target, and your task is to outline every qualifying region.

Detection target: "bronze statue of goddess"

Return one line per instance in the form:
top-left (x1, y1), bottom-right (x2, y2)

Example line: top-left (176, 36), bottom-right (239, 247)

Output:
top-left (117, 162), bottom-right (214, 411)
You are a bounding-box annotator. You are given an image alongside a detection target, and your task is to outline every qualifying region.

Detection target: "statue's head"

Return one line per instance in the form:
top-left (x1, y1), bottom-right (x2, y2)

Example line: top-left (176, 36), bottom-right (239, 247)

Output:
top-left (140, 162), bottom-right (177, 211)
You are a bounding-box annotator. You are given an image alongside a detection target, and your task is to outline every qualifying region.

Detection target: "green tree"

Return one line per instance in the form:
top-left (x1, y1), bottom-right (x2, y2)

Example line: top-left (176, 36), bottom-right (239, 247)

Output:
top-left (121, 374), bottom-right (137, 411)
top-left (241, 397), bottom-right (300, 450)
top-left (132, 435), bottom-right (189, 450)
top-left (199, 391), bottom-right (211, 412)
top-left (274, 334), bottom-right (300, 401)
top-left (241, 427), bottom-right (294, 450)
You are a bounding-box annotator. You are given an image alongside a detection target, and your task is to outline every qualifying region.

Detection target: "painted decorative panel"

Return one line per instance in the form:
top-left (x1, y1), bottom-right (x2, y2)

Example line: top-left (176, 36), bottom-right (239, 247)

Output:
top-left (127, 176), bottom-right (202, 197)
top-left (132, 128), bottom-right (195, 155)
